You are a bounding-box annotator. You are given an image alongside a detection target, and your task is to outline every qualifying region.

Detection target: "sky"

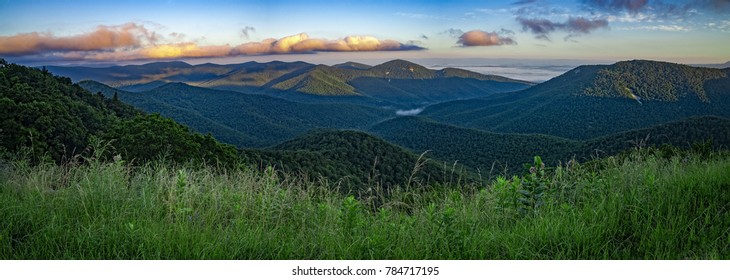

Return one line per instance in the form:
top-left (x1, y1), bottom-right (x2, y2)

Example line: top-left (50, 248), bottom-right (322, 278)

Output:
top-left (1, 0), bottom-right (729, 68)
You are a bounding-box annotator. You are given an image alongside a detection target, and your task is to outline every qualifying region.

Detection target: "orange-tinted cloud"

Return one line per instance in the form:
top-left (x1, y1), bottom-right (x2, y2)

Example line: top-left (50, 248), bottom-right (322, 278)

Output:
top-left (0, 23), bottom-right (423, 61)
top-left (457, 30), bottom-right (516, 47)
top-left (0, 23), bottom-right (155, 56)
top-left (232, 33), bottom-right (420, 55)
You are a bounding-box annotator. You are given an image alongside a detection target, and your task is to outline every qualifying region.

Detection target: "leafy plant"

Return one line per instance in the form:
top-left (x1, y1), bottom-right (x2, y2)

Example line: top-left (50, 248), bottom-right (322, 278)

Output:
top-left (518, 156), bottom-right (549, 216)
top-left (340, 195), bottom-right (363, 236)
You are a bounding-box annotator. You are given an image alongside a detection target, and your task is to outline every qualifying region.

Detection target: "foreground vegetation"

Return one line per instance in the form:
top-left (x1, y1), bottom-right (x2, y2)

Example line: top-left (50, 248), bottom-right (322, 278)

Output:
top-left (2, 148), bottom-right (728, 259)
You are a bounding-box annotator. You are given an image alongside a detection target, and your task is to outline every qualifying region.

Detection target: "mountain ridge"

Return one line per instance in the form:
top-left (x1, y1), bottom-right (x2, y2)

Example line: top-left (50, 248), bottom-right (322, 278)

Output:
top-left (45, 59), bottom-right (534, 106)
top-left (421, 60), bottom-right (730, 139)
top-left (370, 115), bottom-right (730, 174)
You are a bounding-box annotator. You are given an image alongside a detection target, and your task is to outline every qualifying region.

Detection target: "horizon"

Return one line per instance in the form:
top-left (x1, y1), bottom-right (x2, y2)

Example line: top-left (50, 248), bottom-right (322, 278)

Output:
top-left (1, 0), bottom-right (729, 69)
top-left (29, 56), bottom-right (730, 83)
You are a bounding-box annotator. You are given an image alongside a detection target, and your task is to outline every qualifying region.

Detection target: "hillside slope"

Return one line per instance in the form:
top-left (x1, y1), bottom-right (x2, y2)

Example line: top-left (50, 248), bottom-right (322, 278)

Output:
top-left (0, 60), bottom-right (237, 165)
top-left (422, 60), bottom-right (730, 139)
top-left (240, 130), bottom-right (455, 191)
top-left (80, 81), bottom-right (393, 147)
top-left (371, 115), bottom-right (730, 173)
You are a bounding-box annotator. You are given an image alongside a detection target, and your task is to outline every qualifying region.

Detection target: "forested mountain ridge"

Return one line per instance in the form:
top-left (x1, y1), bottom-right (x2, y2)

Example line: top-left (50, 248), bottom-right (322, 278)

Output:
top-left (78, 80), bottom-right (394, 147)
top-left (370, 116), bottom-right (579, 172)
top-left (240, 130), bottom-right (457, 192)
top-left (583, 60), bottom-right (727, 102)
top-left (371, 115), bottom-right (730, 174)
top-left (0, 59), bottom-right (237, 165)
top-left (47, 59), bottom-right (534, 107)
top-left (421, 60), bottom-right (730, 140)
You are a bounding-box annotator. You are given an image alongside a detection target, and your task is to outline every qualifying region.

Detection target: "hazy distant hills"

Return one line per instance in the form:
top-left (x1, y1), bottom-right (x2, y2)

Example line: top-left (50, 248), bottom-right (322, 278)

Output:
top-left (47, 59), bottom-right (533, 107)
top-left (79, 81), bottom-right (392, 147)
top-left (422, 60), bottom-right (730, 139)
top-left (695, 61), bottom-right (730, 69)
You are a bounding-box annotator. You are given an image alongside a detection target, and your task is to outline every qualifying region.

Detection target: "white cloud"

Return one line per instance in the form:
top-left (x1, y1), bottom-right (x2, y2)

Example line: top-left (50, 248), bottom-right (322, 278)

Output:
top-left (395, 108), bottom-right (424, 116)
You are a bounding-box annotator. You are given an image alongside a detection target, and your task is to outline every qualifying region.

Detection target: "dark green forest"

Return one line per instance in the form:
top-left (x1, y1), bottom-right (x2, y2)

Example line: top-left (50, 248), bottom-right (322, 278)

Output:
top-left (0, 60), bottom-right (237, 165)
top-left (372, 115), bottom-right (730, 174)
top-left (3, 59), bottom-right (729, 192)
top-left (422, 61), bottom-right (730, 139)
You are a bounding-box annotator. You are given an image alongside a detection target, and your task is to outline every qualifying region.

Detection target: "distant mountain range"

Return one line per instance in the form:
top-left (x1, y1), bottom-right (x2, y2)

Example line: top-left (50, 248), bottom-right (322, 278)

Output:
top-left (47, 60), bottom-right (533, 107)
top-left (694, 61), bottom-right (730, 69)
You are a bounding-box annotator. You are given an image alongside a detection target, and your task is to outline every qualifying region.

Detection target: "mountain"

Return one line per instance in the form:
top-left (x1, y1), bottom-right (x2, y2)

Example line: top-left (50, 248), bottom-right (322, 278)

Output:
top-left (45, 61), bottom-right (313, 90)
top-left (694, 61), bottom-right (730, 69)
top-left (421, 60), bottom-right (730, 139)
top-left (333, 61), bottom-right (371, 70)
top-left (370, 116), bottom-right (579, 173)
top-left (370, 115), bottom-right (730, 174)
top-left (240, 130), bottom-right (456, 192)
top-left (0, 60), bottom-right (237, 165)
top-left (79, 81), bottom-right (393, 147)
top-left (46, 59), bottom-right (534, 107)
top-left (580, 115), bottom-right (730, 156)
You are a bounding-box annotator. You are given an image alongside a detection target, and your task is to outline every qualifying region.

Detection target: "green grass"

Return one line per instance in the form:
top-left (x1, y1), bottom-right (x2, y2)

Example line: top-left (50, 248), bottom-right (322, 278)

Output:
top-left (1, 150), bottom-right (729, 259)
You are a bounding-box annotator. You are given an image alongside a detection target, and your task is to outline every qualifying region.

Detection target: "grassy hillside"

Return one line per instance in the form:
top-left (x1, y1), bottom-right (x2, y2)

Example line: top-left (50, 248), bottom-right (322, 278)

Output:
top-left (422, 60), bottom-right (730, 139)
top-left (2, 148), bottom-right (728, 259)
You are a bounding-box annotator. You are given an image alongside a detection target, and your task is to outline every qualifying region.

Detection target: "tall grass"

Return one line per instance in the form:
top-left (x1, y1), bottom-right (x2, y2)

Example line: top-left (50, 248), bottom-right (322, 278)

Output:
top-left (1, 150), bottom-right (728, 259)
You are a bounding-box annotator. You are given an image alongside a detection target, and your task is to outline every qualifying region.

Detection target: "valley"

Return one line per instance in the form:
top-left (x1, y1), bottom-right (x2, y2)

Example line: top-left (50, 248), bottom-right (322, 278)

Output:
top-left (2, 58), bottom-right (729, 260)
top-left (63, 59), bottom-right (730, 174)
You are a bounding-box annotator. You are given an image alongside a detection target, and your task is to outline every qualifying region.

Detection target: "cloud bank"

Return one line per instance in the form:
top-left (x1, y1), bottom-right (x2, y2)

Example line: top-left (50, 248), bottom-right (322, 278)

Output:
top-left (0, 23), bottom-right (156, 56)
top-left (517, 17), bottom-right (608, 40)
top-left (0, 23), bottom-right (424, 61)
top-left (457, 30), bottom-right (516, 46)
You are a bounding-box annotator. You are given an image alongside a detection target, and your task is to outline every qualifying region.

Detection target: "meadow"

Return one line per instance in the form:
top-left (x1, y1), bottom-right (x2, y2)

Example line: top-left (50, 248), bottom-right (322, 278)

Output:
top-left (1, 147), bottom-right (728, 259)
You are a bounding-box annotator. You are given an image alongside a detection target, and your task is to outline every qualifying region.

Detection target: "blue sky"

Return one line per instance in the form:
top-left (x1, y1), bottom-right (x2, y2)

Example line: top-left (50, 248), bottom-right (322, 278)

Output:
top-left (1, 0), bottom-right (728, 66)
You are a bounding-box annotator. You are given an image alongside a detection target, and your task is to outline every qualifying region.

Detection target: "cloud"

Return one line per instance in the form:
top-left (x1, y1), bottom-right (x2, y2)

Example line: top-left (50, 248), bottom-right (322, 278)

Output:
top-left (0, 24), bottom-right (424, 61)
top-left (457, 30), bottom-right (516, 46)
top-left (517, 17), bottom-right (608, 40)
top-left (517, 18), bottom-right (560, 35)
top-left (442, 28), bottom-right (465, 38)
top-left (583, 0), bottom-right (728, 21)
top-left (565, 17), bottom-right (609, 33)
top-left (240, 26), bottom-right (255, 39)
top-left (0, 23), bottom-right (156, 56)
top-left (420, 34), bottom-right (429, 40)
top-left (618, 24), bottom-right (691, 31)
top-left (499, 28), bottom-right (516, 35)
top-left (395, 108), bottom-right (424, 116)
